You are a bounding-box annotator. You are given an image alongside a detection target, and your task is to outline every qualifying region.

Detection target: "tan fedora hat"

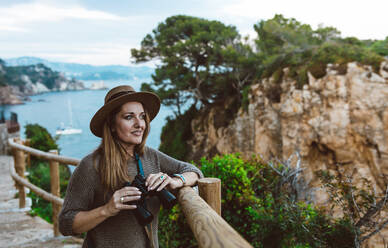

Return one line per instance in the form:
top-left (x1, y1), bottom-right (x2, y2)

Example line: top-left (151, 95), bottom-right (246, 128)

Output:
top-left (90, 85), bottom-right (160, 137)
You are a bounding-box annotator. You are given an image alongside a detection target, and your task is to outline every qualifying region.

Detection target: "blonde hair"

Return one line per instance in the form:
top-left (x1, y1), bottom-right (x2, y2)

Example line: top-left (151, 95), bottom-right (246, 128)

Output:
top-left (93, 103), bottom-right (150, 194)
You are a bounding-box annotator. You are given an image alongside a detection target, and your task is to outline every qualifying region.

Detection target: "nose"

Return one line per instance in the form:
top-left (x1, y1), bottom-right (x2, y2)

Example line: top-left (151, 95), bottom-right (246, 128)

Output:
top-left (134, 116), bottom-right (145, 129)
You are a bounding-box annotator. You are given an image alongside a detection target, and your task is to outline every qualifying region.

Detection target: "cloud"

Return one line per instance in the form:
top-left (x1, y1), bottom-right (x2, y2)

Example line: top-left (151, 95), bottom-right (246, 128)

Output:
top-left (0, 1), bottom-right (124, 32)
top-left (219, 0), bottom-right (388, 39)
top-left (0, 41), bottom-right (139, 66)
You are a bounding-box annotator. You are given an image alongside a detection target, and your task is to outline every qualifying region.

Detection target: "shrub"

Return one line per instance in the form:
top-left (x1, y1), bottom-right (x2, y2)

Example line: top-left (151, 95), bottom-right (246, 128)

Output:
top-left (24, 123), bottom-right (70, 222)
top-left (316, 170), bottom-right (388, 246)
top-left (158, 206), bottom-right (197, 248)
top-left (202, 154), bottom-right (357, 247)
top-left (255, 15), bottom-right (385, 88)
top-left (25, 123), bottom-right (58, 152)
top-left (159, 154), bottom-right (357, 247)
top-left (159, 106), bottom-right (198, 161)
top-left (369, 37), bottom-right (388, 56)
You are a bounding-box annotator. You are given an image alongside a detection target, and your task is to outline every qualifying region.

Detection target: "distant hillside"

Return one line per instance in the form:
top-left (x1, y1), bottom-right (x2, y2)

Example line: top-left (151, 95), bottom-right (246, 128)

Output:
top-left (0, 59), bottom-right (84, 104)
top-left (5, 57), bottom-right (154, 81)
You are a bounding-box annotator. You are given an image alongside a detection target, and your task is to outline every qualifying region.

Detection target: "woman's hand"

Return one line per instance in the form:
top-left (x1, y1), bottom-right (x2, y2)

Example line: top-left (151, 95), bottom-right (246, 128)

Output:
top-left (103, 186), bottom-right (142, 217)
top-left (146, 172), bottom-right (183, 192)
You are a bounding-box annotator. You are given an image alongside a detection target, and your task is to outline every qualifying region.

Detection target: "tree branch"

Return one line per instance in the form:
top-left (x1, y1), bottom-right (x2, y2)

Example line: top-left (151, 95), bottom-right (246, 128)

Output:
top-left (356, 185), bottom-right (388, 228)
top-left (360, 218), bottom-right (388, 242)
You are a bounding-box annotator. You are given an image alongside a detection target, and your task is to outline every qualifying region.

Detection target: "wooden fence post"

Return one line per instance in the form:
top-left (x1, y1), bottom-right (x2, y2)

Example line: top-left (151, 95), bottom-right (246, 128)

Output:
top-left (13, 138), bottom-right (26, 208)
top-left (49, 149), bottom-right (60, 237)
top-left (178, 187), bottom-right (253, 248)
top-left (23, 139), bottom-right (31, 167)
top-left (198, 178), bottom-right (221, 216)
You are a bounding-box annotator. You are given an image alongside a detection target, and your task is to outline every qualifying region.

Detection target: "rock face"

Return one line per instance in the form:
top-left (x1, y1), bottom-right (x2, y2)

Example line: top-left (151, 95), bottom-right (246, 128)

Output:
top-left (0, 86), bottom-right (24, 105)
top-left (188, 61), bottom-right (388, 245)
top-left (0, 63), bottom-right (85, 105)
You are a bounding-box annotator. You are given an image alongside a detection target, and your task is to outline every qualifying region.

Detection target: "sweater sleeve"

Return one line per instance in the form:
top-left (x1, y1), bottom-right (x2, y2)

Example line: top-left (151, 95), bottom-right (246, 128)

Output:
top-left (148, 147), bottom-right (204, 179)
top-left (58, 155), bottom-right (98, 236)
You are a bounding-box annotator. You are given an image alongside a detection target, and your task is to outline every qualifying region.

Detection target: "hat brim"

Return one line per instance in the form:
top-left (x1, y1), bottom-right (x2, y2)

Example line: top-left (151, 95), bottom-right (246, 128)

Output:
top-left (90, 91), bottom-right (160, 137)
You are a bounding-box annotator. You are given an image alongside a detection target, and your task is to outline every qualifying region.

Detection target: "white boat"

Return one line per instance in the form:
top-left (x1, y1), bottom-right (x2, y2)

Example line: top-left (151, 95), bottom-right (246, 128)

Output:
top-left (56, 100), bottom-right (82, 135)
top-left (56, 124), bottom-right (82, 135)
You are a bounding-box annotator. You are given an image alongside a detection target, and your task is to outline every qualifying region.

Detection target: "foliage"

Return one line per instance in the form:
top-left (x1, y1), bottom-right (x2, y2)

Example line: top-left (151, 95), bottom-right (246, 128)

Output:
top-left (158, 206), bottom-right (197, 248)
top-left (316, 170), bottom-right (388, 247)
top-left (201, 154), bottom-right (356, 247)
top-left (134, 14), bottom-right (387, 137)
top-left (0, 59), bottom-right (76, 89)
top-left (159, 154), bottom-right (358, 247)
top-left (369, 36), bottom-right (388, 56)
top-left (132, 15), bottom-right (257, 116)
top-left (25, 123), bottom-right (59, 152)
top-left (254, 14), bottom-right (384, 88)
top-left (24, 123), bottom-right (71, 222)
top-left (241, 85), bottom-right (252, 111)
top-left (8, 63), bottom-right (62, 89)
top-left (158, 105), bottom-right (198, 161)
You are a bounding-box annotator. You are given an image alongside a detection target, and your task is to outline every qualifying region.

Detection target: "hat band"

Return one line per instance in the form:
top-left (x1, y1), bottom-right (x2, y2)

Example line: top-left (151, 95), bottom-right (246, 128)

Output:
top-left (106, 90), bottom-right (135, 103)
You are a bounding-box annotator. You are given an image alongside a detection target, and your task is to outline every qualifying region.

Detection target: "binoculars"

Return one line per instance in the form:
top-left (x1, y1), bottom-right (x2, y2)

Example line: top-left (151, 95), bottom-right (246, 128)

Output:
top-left (124, 174), bottom-right (177, 226)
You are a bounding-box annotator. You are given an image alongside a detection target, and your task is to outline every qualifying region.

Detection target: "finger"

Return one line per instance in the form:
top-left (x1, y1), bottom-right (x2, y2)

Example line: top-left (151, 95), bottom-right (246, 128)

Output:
top-left (120, 204), bottom-right (137, 210)
top-left (121, 195), bottom-right (142, 203)
top-left (148, 179), bottom-right (163, 191)
top-left (120, 188), bottom-right (142, 197)
top-left (145, 173), bottom-right (159, 186)
top-left (150, 173), bottom-right (167, 190)
top-left (146, 173), bottom-right (162, 187)
top-left (147, 173), bottom-right (163, 190)
top-left (123, 186), bottom-right (140, 192)
top-left (114, 188), bottom-right (140, 201)
top-left (156, 177), bottom-right (170, 191)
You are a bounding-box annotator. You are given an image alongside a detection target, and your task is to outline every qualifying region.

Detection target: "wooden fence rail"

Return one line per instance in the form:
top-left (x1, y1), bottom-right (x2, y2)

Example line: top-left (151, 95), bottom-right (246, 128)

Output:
top-left (9, 138), bottom-right (80, 165)
top-left (8, 137), bottom-right (252, 247)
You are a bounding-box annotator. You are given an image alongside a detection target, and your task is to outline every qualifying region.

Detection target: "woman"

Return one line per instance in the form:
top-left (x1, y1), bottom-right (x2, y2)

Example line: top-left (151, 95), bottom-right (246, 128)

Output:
top-left (59, 85), bottom-right (203, 248)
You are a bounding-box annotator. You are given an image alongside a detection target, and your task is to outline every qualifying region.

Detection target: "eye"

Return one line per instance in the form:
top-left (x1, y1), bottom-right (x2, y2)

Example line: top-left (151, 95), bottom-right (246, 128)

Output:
top-left (140, 113), bottom-right (146, 120)
top-left (124, 115), bottom-right (133, 120)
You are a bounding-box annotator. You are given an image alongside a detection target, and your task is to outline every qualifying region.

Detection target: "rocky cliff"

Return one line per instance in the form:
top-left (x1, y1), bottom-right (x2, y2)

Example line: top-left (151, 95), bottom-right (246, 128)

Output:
top-left (0, 62), bottom-right (84, 105)
top-left (188, 61), bottom-right (388, 245)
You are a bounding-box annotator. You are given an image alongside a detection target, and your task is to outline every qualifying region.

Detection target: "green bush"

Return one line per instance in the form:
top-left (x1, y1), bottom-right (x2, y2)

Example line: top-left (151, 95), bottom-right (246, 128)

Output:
top-left (369, 37), bottom-right (388, 56)
top-left (25, 123), bottom-right (58, 152)
top-left (316, 170), bottom-right (388, 246)
top-left (255, 15), bottom-right (385, 88)
top-left (24, 123), bottom-right (70, 223)
top-left (159, 154), bottom-right (356, 247)
top-left (159, 106), bottom-right (198, 161)
top-left (158, 206), bottom-right (197, 248)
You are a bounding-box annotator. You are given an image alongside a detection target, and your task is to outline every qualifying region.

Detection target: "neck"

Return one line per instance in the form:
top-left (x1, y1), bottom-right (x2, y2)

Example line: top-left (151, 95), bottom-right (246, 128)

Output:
top-left (119, 142), bottom-right (135, 158)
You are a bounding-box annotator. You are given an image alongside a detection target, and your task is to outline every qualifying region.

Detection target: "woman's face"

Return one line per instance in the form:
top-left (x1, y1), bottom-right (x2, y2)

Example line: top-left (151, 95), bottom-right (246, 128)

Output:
top-left (114, 101), bottom-right (146, 148)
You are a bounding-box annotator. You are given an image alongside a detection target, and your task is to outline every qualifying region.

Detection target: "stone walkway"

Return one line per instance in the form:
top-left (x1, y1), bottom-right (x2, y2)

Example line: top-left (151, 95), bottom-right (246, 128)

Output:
top-left (0, 155), bottom-right (82, 248)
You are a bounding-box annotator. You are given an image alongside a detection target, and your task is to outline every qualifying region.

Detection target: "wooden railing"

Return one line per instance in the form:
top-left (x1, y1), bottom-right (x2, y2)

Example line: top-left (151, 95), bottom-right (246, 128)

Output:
top-left (9, 137), bottom-right (79, 236)
top-left (8, 137), bottom-right (252, 248)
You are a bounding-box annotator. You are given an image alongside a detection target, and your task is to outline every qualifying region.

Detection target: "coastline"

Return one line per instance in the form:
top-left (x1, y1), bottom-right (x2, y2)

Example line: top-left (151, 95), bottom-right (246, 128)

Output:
top-left (2, 87), bottom-right (170, 161)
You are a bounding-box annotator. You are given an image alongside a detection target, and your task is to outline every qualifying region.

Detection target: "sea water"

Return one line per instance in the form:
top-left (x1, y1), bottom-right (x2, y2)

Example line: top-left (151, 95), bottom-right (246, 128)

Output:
top-left (2, 80), bottom-right (172, 163)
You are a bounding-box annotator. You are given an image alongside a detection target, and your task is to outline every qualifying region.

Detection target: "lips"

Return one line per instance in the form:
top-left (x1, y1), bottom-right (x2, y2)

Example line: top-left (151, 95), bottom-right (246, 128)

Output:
top-left (131, 130), bottom-right (143, 136)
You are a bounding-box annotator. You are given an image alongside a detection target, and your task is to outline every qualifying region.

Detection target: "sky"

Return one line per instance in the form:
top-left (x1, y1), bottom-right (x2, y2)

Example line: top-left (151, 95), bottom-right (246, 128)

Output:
top-left (0, 0), bottom-right (387, 66)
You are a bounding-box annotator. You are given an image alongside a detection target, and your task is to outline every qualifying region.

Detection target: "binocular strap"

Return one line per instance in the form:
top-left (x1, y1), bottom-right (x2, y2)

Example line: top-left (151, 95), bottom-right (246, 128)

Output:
top-left (135, 154), bottom-right (156, 248)
top-left (142, 201), bottom-right (155, 248)
top-left (145, 223), bottom-right (156, 248)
